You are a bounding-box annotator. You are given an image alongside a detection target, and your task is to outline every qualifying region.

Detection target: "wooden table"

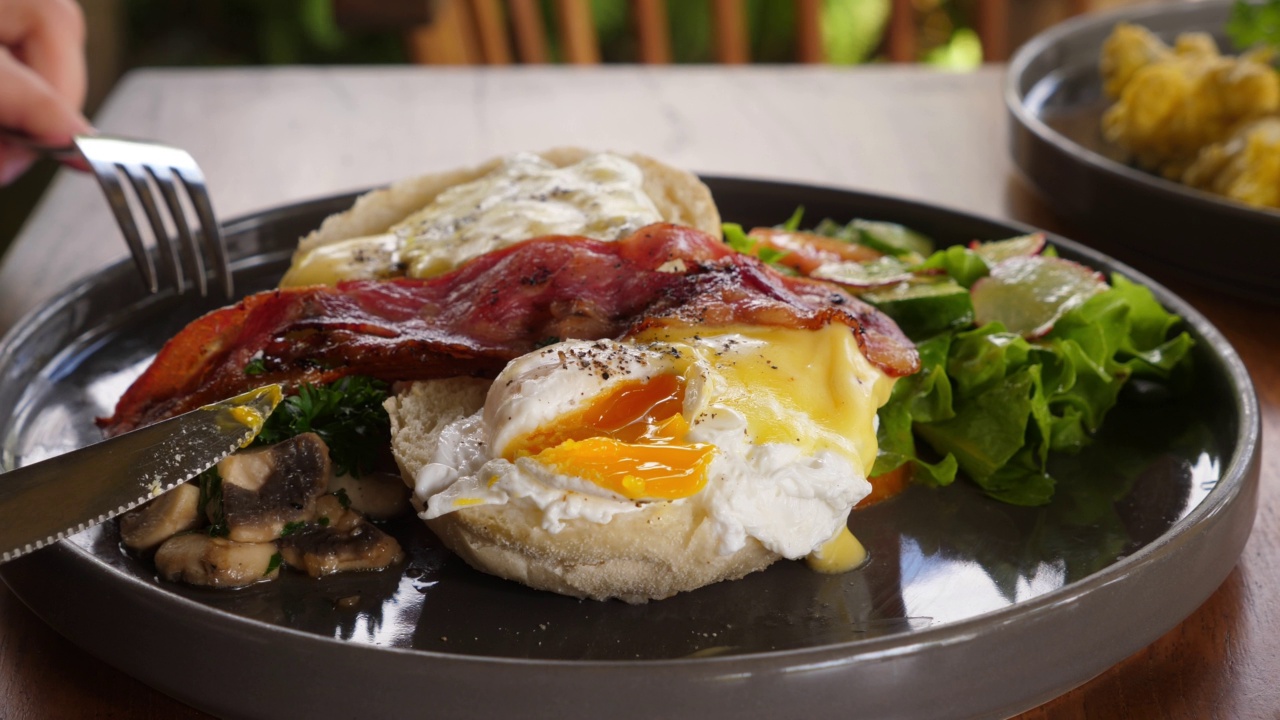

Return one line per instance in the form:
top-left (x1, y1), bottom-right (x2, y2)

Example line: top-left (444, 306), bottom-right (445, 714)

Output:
top-left (0, 66), bottom-right (1274, 718)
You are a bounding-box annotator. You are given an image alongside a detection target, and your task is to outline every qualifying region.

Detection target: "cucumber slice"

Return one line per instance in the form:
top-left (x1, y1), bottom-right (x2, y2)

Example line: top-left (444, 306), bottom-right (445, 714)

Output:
top-left (852, 219), bottom-right (935, 258)
top-left (970, 256), bottom-right (1107, 338)
top-left (862, 279), bottom-right (974, 341)
top-left (810, 218), bottom-right (934, 260)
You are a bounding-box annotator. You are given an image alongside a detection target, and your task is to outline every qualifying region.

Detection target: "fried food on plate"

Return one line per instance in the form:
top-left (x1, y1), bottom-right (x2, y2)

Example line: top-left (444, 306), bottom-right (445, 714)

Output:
top-left (1100, 22), bottom-right (1279, 181)
top-left (1183, 115), bottom-right (1280, 208)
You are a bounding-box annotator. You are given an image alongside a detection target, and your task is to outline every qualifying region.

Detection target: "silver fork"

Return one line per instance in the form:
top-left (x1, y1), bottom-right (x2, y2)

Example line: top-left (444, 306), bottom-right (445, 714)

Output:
top-left (1, 129), bottom-right (233, 297)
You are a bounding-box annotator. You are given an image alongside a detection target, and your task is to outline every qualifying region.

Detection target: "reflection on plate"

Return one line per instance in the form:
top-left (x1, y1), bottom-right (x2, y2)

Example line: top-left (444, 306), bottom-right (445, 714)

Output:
top-left (0, 179), bottom-right (1260, 719)
top-left (1007, 0), bottom-right (1280, 301)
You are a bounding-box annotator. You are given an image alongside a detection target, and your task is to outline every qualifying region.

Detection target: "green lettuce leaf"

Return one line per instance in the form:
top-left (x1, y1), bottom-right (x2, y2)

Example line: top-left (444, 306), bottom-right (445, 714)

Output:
top-left (919, 246), bottom-right (990, 288)
top-left (873, 333), bottom-right (959, 485)
top-left (876, 270), bottom-right (1194, 506)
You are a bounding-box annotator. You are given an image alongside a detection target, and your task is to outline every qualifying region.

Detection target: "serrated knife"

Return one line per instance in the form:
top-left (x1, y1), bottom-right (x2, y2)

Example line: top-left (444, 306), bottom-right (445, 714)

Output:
top-left (0, 384), bottom-right (282, 562)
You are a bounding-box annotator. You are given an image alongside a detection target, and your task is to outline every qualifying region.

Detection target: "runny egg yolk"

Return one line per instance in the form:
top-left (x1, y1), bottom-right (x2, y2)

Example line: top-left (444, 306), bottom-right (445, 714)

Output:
top-left (504, 373), bottom-right (715, 501)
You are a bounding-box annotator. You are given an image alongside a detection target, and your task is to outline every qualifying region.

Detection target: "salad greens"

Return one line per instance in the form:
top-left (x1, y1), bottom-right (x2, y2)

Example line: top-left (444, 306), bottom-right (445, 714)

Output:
top-left (731, 213), bottom-right (1194, 506)
top-left (724, 222), bottom-right (792, 268)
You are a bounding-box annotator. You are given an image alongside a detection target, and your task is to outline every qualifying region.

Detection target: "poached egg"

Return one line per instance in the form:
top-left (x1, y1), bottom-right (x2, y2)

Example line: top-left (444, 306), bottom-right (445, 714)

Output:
top-left (411, 322), bottom-right (895, 566)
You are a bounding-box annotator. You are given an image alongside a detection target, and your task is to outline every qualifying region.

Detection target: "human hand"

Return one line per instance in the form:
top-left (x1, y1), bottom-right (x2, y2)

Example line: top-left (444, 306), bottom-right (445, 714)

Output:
top-left (0, 0), bottom-right (92, 185)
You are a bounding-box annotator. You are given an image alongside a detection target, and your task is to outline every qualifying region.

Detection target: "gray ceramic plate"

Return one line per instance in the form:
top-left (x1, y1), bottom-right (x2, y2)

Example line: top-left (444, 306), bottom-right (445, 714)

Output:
top-left (1007, 0), bottom-right (1280, 301)
top-left (0, 179), bottom-right (1261, 719)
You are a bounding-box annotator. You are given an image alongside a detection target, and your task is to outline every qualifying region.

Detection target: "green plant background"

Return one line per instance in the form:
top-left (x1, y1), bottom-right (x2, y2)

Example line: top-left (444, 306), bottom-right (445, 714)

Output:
top-left (119, 0), bottom-right (983, 68)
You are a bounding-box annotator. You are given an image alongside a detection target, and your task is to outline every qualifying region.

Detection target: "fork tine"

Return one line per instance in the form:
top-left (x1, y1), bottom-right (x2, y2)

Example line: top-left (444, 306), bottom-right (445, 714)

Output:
top-left (71, 135), bottom-right (232, 298)
top-left (146, 165), bottom-right (207, 297)
top-left (120, 164), bottom-right (185, 295)
top-left (173, 166), bottom-right (233, 298)
top-left (83, 158), bottom-right (157, 294)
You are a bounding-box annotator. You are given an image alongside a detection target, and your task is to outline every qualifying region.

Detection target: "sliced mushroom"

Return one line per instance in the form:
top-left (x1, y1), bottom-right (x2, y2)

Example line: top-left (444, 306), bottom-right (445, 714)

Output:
top-left (314, 493), bottom-right (361, 531)
top-left (328, 471), bottom-right (410, 520)
top-left (119, 483), bottom-right (203, 552)
top-left (154, 533), bottom-right (280, 588)
top-left (279, 496), bottom-right (404, 578)
top-left (216, 432), bottom-right (331, 542)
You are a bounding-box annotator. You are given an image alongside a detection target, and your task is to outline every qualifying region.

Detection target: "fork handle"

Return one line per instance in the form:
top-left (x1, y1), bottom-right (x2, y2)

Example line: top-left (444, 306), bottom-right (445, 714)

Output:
top-left (0, 126), bottom-right (83, 164)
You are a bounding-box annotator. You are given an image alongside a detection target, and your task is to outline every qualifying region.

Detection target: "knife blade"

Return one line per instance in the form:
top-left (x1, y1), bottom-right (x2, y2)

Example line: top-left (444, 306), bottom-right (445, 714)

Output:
top-left (0, 384), bottom-right (282, 562)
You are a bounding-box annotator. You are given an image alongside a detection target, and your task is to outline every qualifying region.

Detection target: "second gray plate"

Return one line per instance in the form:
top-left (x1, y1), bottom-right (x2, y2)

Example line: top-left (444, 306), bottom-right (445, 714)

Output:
top-left (1007, 0), bottom-right (1280, 301)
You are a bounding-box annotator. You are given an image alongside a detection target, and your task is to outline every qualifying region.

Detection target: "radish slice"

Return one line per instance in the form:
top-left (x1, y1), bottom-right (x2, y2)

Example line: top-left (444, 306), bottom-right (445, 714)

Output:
top-left (812, 256), bottom-right (916, 289)
top-left (969, 233), bottom-right (1047, 264)
top-left (970, 255), bottom-right (1107, 338)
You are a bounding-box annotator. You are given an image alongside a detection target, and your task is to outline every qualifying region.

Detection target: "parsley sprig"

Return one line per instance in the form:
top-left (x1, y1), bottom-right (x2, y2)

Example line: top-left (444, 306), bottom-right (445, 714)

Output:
top-left (254, 376), bottom-right (391, 477)
top-left (197, 467), bottom-right (229, 538)
top-left (244, 357), bottom-right (267, 375)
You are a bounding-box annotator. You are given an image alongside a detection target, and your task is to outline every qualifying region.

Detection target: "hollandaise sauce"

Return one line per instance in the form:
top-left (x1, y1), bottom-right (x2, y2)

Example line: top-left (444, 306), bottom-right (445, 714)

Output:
top-left (399, 153), bottom-right (662, 278)
top-left (806, 526), bottom-right (868, 574)
top-left (281, 153), bottom-right (663, 286)
top-left (633, 322), bottom-right (896, 478)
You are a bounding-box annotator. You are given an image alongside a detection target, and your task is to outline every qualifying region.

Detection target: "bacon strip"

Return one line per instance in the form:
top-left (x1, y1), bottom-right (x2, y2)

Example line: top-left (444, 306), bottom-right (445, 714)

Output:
top-left (102, 224), bottom-right (918, 435)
